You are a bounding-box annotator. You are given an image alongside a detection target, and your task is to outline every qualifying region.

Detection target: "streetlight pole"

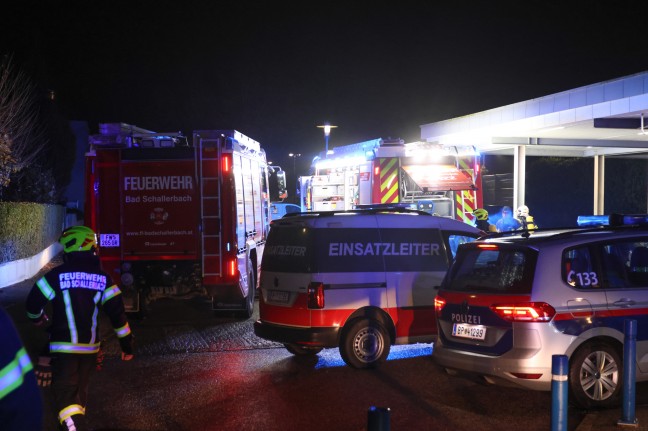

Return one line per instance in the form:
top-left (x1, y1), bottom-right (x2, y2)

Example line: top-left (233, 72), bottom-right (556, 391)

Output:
top-left (317, 123), bottom-right (337, 157)
top-left (288, 153), bottom-right (301, 176)
top-left (288, 153), bottom-right (301, 197)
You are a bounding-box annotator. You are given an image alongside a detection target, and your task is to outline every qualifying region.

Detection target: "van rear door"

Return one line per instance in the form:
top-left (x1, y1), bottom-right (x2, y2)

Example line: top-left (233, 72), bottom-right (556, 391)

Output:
top-left (260, 220), bottom-right (315, 327)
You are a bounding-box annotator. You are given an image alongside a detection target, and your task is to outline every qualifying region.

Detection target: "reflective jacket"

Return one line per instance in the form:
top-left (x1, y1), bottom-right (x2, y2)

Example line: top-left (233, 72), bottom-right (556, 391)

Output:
top-left (0, 307), bottom-right (42, 430)
top-left (25, 252), bottom-right (133, 355)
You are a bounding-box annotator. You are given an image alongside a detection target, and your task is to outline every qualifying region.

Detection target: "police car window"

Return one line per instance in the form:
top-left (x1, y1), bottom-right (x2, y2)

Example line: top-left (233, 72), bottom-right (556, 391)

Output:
top-left (626, 241), bottom-right (648, 287)
top-left (600, 243), bottom-right (631, 289)
top-left (563, 247), bottom-right (599, 288)
top-left (445, 247), bottom-right (532, 294)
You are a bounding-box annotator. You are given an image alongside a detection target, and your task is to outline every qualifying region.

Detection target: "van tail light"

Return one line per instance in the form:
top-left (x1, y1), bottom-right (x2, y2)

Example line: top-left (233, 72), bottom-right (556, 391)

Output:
top-left (490, 302), bottom-right (555, 322)
top-left (434, 296), bottom-right (446, 315)
top-left (307, 282), bottom-right (325, 309)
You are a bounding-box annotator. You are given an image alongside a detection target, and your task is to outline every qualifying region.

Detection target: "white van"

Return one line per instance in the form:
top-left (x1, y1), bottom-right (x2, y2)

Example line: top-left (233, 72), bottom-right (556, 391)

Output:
top-left (253, 209), bottom-right (480, 368)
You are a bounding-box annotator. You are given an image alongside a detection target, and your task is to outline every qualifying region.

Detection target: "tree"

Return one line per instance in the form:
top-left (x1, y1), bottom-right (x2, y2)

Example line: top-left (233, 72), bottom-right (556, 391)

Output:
top-left (0, 55), bottom-right (46, 197)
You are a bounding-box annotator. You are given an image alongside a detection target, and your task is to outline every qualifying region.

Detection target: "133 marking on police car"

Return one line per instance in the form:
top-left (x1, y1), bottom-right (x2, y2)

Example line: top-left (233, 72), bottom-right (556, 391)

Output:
top-left (567, 270), bottom-right (599, 287)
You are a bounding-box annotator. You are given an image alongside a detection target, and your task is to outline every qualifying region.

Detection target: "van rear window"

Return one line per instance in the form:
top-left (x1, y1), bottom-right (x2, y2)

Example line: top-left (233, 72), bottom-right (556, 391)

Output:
top-left (443, 246), bottom-right (536, 294)
top-left (263, 226), bottom-right (314, 273)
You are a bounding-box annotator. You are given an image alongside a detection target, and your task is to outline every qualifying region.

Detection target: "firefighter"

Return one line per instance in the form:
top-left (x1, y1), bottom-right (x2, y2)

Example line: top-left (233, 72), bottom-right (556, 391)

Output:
top-left (516, 205), bottom-right (538, 230)
top-left (472, 208), bottom-right (496, 233)
top-left (0, 307), bottom-right (43, 430)
top-left (25, 225), bottom-right (134, 431)
top-left (495, 206), bottom-right (522, 232)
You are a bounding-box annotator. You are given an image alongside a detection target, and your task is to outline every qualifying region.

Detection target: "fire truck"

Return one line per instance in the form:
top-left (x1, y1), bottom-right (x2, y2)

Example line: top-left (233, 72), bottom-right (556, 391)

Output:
top-left (299, 138), bottom-right (482, 222)
top-left (85, 123), bottom-right (284, 317)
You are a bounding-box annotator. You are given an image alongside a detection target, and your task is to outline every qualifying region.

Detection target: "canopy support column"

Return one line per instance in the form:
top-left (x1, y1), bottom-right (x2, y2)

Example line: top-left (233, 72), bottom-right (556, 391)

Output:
top-left (513, 145), bottom-right (526, 211)
top-left (594, 154), bottom-right (605, 215)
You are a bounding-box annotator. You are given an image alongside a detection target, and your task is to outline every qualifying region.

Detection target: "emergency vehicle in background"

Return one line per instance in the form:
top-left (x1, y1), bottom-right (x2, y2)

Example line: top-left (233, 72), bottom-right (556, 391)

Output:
top-left (85, 123), bottom-right (285, 317)
top-left (254, 208), bottom-right (481, 368)
top-left (298, 138), bottom-right (483, 223)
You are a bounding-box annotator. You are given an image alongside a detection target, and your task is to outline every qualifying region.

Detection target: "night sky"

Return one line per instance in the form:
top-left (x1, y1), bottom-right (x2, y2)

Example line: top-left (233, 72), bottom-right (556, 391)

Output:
top-left (4, 1), bottom-right (648, 174)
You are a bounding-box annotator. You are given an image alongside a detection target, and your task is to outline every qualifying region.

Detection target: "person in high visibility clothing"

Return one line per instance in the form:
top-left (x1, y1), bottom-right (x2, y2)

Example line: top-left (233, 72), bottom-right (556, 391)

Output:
top-left (516, 205), bottom-right (538, 230)
top-left (0, 307), bottom-right (43, 430)
top-left (25, 225), bottom-right (134, 431)
top-left (495, 206), bottom-right (522, 232)
top-left (472, 208), bottom-right (497, 233)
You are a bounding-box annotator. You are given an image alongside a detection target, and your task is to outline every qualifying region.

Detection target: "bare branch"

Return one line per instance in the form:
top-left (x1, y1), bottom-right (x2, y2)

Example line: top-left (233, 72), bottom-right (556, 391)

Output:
top-left (0, 55), bottom-right (47, 186)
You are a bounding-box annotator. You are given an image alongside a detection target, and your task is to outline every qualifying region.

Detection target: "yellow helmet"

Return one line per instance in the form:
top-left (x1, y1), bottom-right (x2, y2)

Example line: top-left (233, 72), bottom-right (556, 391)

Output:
top-left (59, 226), bottom-right (97, 253)
top-left (473, 208), bottom-right (489, 221)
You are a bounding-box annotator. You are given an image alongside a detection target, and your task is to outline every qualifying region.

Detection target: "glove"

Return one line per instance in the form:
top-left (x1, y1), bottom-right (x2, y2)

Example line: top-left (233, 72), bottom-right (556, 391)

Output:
top-left (119, 334), bottom-right (134, 361)
top-left (35, 356), bottom-right (52, 387)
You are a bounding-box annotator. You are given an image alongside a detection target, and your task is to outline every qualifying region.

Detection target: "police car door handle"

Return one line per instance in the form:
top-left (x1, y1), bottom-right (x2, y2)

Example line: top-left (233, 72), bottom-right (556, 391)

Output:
top-left (613, 298), bottom-right (636, 307)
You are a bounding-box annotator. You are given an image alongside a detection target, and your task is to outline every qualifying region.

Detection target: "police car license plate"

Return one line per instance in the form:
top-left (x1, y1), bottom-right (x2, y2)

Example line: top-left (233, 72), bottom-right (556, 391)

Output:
top-left (268, 290), bottom-right (290, 304)
top-left (452, 323), bottom-right (486, 340)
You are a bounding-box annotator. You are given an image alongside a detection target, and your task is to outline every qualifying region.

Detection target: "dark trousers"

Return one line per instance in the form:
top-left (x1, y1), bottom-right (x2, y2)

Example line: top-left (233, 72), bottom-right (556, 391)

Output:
top-left (51, 353), bottom-right (96, 428)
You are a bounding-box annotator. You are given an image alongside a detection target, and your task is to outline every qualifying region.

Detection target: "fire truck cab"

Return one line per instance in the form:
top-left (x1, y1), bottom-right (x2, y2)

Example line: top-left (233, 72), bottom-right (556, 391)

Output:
top-left (299, 138), bottom-right (482, 223)
top-left (85, 123), bottom-right (282, 317)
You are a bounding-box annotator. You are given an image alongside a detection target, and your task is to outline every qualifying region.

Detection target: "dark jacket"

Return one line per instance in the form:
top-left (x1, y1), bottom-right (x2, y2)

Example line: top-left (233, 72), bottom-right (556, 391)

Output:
top-left (25, 252), bottom-right (133, 355)
top-left (0, 307), bottom-right (43, 430)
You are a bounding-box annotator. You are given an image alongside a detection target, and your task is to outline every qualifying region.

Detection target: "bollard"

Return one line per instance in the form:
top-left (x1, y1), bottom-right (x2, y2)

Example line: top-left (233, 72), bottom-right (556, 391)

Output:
top-left (618, 319), bottom-right (638, 427)
top-left (367, 406), bottom-right (390, 431)
top-left (551, 354), bottom-right (568, 431)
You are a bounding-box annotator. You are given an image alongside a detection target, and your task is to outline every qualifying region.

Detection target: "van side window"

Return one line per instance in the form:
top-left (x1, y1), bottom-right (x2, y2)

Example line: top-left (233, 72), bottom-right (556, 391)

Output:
top-left (446, 233), bottom-right (478, 259)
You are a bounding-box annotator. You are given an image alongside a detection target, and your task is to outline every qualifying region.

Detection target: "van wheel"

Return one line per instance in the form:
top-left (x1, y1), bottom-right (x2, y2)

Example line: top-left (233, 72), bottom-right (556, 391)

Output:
top-left (340, 318), bottom-right (390, 369)
top-left (569, 341), bottom-right (622, 409)
top-left (284, 343), bottom-right (323, 356)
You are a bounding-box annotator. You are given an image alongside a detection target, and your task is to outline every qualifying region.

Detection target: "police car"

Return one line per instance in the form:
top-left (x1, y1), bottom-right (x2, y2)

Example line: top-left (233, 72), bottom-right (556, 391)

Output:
top-left (432, 214), bottom-right (648, 409)
top-left (253, 208), bottom-right (480, 368)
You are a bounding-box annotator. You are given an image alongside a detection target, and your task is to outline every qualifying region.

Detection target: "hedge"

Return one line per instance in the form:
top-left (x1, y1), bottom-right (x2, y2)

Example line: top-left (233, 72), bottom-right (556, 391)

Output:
top-left (0, 202), bottom-right (64, 264)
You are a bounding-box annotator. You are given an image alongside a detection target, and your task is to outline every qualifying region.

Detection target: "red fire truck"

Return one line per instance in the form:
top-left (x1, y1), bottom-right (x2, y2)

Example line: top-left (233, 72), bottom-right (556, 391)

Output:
top-left (85, 123), bottom-right (284, 317)
top-left (299, 138), bottom-right (482, 223)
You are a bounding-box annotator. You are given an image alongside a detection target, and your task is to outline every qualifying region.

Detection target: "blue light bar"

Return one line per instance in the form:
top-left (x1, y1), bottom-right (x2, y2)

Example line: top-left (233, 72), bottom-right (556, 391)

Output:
top-left (576, 215), bottom-right (609, 226)
top-left (577, 214), bottom-right (648, 227)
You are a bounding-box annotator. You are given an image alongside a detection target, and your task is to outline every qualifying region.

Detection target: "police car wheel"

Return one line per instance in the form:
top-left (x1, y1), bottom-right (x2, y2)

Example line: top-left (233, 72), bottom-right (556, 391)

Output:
top-left (340, 318), bottom-right (390, 369)
top-left (284, 343), bottom-right (323, 356)
top-left (568, 341), bottom-right (622, 409)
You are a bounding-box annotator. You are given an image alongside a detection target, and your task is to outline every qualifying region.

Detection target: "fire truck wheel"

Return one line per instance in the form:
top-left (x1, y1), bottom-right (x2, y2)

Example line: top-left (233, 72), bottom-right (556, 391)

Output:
top-left (340, 318), bottom-right (390, 369)
top-left (568, 341), bottom-right (622, 409)
top-left (284, 343), bottom-right (323, 356)
top-left (240, 264), bottom-right (255, 319)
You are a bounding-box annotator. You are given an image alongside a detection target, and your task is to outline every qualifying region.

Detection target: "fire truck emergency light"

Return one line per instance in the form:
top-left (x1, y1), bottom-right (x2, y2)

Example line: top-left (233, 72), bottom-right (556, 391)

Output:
top-left (315, 155), bottom-right (368, 171)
